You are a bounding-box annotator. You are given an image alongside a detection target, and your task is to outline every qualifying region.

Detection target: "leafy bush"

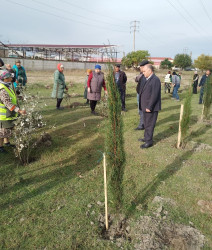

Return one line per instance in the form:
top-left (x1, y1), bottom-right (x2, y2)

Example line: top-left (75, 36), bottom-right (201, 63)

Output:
top-left (13, 92), bottom-right (46, 165)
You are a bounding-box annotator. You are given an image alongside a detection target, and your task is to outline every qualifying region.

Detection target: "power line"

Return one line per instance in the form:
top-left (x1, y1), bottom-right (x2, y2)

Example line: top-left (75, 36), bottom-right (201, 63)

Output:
top-left (130, 21), bottom-right (140, 51)
top-left (177, 0), bottom-right (203, 32)
top-left (166, 0), bottom-right (200, 33)
top-left (58, 0), bottom-right (129, 23)
top-left (199, 0), bottom-right (212, 25)
top-left (7, 0), bottom-right (129, 34)
top-left (30, 0), bottom-right (128, 30)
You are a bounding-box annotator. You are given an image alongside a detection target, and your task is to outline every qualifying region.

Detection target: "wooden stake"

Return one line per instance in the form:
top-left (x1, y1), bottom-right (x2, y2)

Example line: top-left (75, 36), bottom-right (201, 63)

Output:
top-left (201, 104), bottom-right (204, 121)
top-left (177, 104), bottom-right (184, 149)
top-left (103, 153), bottom-right (108, 230)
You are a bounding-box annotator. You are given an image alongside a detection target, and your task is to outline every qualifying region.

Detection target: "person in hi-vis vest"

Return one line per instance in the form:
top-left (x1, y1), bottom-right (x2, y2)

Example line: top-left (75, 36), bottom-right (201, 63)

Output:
top-left (0, 70), bottom-right (26, 153)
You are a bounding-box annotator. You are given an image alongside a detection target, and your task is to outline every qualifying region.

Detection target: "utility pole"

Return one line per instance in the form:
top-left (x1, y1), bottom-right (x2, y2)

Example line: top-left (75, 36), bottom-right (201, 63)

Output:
top-left (183, 47), bottom-right (188, 55)
top-left (130, 20), bottom-right (140, 52)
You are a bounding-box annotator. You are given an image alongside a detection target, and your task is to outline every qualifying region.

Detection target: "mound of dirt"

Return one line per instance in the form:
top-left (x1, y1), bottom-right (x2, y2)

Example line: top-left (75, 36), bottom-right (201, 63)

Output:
top-left (97, 197), bottom-right (205, 249)
top-left (132, 216), bottom-right (205, 250)
top-left (36, 132), bottom-right (52, 147)
top-left (190, 141), bottom-right (212, 152)
top-left (70, 102), bottom-right (83, 108)
top-left (197, 200), bottom-right (212, 215)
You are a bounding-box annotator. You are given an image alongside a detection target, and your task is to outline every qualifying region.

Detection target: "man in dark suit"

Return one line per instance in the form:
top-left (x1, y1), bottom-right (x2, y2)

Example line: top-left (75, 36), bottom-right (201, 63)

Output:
top-left (139, 64), bottom-right (161, 149)
top-left (114, 64), bottom-right (127, 111)
top-left (135, 60), bottom-right (149, 130)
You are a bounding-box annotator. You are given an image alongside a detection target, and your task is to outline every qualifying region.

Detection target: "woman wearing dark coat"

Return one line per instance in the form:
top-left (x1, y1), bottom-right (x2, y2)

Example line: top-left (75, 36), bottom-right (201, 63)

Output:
top-left (84, 69), bottom-right (92, 104)
top-left (192, 71), bottom-right (199, 94)
top-left (51, 63), bottom-right (68, 110)
top-left (87, 65), bottom-right (107, 114)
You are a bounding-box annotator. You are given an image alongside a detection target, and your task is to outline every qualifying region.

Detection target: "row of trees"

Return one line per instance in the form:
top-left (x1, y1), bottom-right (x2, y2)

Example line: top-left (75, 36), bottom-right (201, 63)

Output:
top-left (121, 50), bottom-right (212, 71)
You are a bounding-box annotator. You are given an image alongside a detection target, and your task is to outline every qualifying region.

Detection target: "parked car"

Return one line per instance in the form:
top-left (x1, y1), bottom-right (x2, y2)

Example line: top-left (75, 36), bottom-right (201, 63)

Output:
top-left (185, 67), bottom-right (196, 71)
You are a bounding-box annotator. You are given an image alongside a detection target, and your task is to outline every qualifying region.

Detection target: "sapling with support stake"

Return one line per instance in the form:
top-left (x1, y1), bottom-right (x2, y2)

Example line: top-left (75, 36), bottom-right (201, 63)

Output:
top-left (202, 76), bottom-right (212, 121)
top-left (105, 63), bottom-right (126, 212)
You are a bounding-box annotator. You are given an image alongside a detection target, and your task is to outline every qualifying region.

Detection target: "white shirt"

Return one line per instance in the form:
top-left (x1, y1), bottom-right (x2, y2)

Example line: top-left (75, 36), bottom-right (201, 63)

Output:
top-left (146, 73), bottom-right (153, 81)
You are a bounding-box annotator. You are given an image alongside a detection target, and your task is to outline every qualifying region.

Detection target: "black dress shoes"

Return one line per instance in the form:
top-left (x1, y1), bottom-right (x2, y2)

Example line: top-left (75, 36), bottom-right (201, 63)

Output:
top-left (135, 125), bottom-right (145, 130)
top-left (140, 142), bottom-right (153, 149)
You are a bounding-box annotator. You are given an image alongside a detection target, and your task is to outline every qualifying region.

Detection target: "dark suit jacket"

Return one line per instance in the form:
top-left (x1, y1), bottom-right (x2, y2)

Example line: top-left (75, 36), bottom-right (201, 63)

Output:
top-left (113, 70), bottom-right (127, 90)
top-left (139, 74), bottom-right (161, 112)
top-left (137, 74), bottom-right (145, 94)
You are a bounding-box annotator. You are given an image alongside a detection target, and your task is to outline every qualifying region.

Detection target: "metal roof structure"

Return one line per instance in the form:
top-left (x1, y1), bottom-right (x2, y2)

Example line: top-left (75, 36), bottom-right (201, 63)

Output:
top-left (1, 43), bottom-right (119, 61)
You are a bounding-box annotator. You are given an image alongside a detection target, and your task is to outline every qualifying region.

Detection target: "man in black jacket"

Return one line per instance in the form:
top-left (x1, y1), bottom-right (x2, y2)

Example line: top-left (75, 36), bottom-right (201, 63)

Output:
top-left (135, 60), bottom-right (149, 130)
top-left (114, 64), bottom-right (127, 111)
top-left (139, 64), bottom-right (161, 149)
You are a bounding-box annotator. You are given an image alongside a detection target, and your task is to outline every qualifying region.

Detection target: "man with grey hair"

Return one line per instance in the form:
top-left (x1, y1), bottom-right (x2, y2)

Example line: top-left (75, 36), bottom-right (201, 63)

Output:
top-left (139, 64), bottom-right (161, 148)
top-left (135, 60), bottom-right (149, 130)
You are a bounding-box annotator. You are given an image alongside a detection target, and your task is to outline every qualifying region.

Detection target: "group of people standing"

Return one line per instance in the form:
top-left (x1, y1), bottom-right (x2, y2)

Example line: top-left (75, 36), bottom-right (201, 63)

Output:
top-left (164, 69), bottom-right (211, 104)
top-left (0, 58), bottom-right (26, 153)
top-left (164, 71), bottom-right (181, 101)
top-left (52, 61), bottom-right (161, 149)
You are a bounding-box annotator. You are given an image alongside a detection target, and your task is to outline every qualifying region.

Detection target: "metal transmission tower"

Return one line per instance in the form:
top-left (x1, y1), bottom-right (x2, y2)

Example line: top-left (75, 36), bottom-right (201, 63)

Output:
top-left (183, 47), bottom-right (189, 55)
top-left (130, 20), bottom-right (140, 51)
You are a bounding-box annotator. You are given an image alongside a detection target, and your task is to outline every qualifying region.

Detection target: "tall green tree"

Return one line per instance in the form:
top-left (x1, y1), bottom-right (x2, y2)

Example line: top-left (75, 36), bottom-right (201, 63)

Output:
top-left (160, 58), bottom-right (173, 69)
top-left (106, 64), bottom-right (126, 211)
top-left (203, 76), bottom-right (212, 120)
top-left (121, 50), bottom-right (150, 68)
top-left (194, 54), bottom-right (212, 71)
top-left (173, 54), bottom-right (192, 69)
top-left (181, 87), bottom-right (192, 143)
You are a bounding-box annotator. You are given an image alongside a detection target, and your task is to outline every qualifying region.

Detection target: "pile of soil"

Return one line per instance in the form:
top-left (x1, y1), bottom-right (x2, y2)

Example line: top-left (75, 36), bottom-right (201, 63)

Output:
top-left (131, 216), bottom-right (205, 250)
top-left (36, 132), bottom-right (52, 147)
top-left (97, 196), bottom-right (205, 249)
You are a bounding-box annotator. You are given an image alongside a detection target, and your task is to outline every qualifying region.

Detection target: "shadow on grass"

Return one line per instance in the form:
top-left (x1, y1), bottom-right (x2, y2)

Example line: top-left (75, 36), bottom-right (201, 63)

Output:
top-left (159, 104), bottom-right (181, 113)
top-left (127, 125), bottom-right (210, 216)
top-left (154, 122), bottom-right (178, 143)
top-left (0, 115), bottom-right (105, 209)
top-left (154, 115), bottom-right (198, 144)
top-left (0, 137), bottom-right (102, 210)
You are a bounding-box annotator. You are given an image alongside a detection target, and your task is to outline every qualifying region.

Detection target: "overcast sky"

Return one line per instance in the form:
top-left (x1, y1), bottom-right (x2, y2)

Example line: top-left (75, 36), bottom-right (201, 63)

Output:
top-left (1, 0), bottom-right (212, 60)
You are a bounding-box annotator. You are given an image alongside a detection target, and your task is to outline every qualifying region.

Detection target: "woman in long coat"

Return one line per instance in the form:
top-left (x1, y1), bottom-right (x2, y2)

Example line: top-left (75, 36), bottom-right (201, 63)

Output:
top-left (51, 64), bottom-right (68, 110)
top-left (87, 65), bottom-right (107, 115)
top-left (84, 69), bottom-right (92, 104)
top-left (0, 70), bottom-right (26, 153)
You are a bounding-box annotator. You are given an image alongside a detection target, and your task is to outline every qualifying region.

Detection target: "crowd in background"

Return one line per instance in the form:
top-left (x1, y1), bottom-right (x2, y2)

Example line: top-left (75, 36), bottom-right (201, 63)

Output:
top-left (0, 57), bottom-right (211, 153)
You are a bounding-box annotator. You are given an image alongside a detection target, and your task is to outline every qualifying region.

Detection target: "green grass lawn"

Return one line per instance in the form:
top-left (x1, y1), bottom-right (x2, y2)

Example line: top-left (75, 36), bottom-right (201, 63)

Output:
top-left (0, 70), bottom-right (212, 249)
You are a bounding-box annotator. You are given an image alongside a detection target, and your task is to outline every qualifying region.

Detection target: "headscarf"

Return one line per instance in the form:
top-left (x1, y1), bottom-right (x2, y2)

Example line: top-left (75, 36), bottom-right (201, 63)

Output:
top-left (95, 64), bottom-right (101, 70)
top-left (0, 70), bottom-right (12, 80)
top-left (57, 63), bottom-right (64, 72)
top-left (87, 69), bottom-right (92, 74)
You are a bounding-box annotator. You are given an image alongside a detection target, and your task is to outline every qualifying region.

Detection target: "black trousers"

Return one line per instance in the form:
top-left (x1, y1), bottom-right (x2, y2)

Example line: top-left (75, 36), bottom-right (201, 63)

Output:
top-left (143, 111), bottom-right (158, 144)
top-left (56, 98), bottom-right (63, 108)
top-left (90, 100), bottom-right (97, 111)
top-left (119, 88), bottom-right (126, 110)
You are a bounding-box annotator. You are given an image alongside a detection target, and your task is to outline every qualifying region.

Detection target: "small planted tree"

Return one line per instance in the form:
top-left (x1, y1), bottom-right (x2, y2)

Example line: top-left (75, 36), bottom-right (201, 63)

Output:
top-left (105, 64), bottom-right (126, 211)
top-left (180, 87), bottom-right (192, 146)
top-left (13, 92), bottom-right (46, 165)
top-left (202, 76), bottom-right (212, 120)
